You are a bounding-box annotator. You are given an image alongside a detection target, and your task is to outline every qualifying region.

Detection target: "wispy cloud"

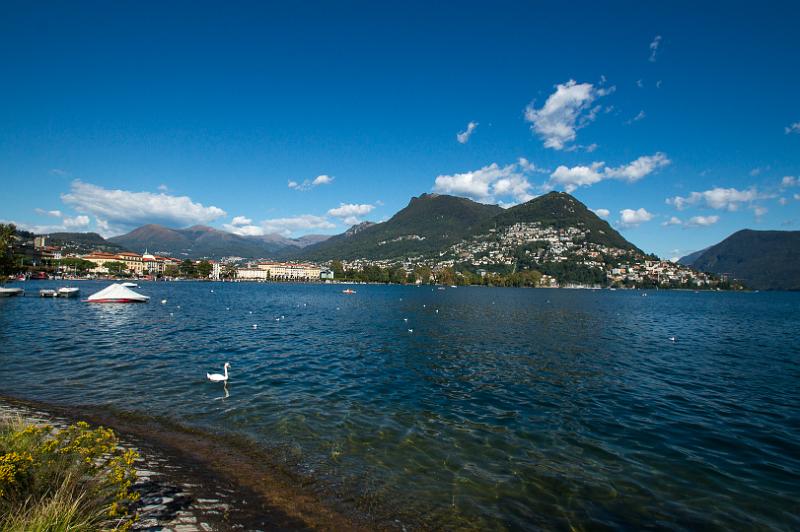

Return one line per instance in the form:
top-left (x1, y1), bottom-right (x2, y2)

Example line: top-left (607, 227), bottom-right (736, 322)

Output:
top-left (35, 208), bottom-right (63, 218)
top-left (593, 208), bottom-right (610, 219)
top-left (456, 121), bottom-right (478, 144)
top-left (524, 80), bottom-right (614, 150)
top-left (547, 152), bottom-right (670, 192)
top-left (224, 214), bottom-right (336, 237)
top-left (785, 122), bottom-right (800, 134)
top-left (625, 110), bottom-right (646, 125)
top-left (649, 35), bottom-right (662, 62)
top-left (288, 174), bottom-right (335, 191)
top-left (666, 186), bottom-right (767, 211)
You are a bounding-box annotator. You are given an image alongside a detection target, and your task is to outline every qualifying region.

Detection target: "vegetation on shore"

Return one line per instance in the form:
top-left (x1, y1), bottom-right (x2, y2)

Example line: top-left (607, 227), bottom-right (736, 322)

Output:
top-left (0, 417), bottom-right (139, 531)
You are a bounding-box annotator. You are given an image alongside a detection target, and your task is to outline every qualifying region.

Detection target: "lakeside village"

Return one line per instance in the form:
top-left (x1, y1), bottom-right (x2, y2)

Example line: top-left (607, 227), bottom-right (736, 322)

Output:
top-left (2, 226), bottom-right (740, 290)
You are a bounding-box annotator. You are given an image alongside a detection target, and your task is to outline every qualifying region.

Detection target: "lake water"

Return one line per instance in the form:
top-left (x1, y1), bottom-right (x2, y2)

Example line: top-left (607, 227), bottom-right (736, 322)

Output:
top-left (1, 281), bottom-right (798, 529)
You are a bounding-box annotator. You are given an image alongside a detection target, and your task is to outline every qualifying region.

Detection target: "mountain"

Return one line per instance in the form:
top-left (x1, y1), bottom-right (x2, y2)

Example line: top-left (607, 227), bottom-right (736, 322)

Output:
top-left (486, 192), bottom-right (641, 252)
top-left (294, 191), bottom-right (641, 262)
top-left (294, 193), bottom-right (503, 261)
top-left (47, 232), bottom-right (123, 253)
top-left (679, 229), bottom-right (800, 290)
top-left (108, 224), bottom-right (329, 258)
top-left (677, 247), bottom-right (708, 266)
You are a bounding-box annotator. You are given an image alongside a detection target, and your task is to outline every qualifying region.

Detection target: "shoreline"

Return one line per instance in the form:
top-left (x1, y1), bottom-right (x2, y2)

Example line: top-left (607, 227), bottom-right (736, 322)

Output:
top-left (0, 394), bottom-right (373, 531)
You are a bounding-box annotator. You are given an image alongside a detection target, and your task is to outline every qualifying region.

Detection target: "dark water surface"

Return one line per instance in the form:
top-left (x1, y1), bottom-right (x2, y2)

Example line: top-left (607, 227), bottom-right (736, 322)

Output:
top-left (1, 281), bottom-right (799, 529)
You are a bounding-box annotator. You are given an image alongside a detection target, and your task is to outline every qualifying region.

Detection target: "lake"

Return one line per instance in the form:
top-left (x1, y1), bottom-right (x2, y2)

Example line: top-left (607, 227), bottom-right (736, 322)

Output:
top-left (1, 281), bottom-right (798, 529)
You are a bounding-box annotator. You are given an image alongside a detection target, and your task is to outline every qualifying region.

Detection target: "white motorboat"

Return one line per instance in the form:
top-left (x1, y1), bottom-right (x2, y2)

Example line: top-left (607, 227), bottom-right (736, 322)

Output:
top-left (39, 289), bottom-right (57, 297)
top-left (121, 282), bottom-right (139, 288)
top-left (0, 287), bottom-right (24, 297)
top-left (86, 283), bottom-right (149, 303)
top-left (57, 287), bottom-right (80, 298)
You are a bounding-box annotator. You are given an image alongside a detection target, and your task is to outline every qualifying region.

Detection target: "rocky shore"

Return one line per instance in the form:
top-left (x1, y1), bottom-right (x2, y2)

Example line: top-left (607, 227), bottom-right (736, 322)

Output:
top-left (0, 396), bottom-right (365, 531)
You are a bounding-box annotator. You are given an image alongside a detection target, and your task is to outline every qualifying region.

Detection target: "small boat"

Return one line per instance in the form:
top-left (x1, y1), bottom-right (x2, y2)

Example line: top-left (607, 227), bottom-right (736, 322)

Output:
top-left (86, 283), bottom-right (149, 303)
top-left (57, 287), bottom-right (80, 298)
top-left (0, 287), bottom-right (24, 297)
top-left (342, 289), bottom-right (356, 294)
top-left (39, 289), bottom-right (57, 297)
top-left (121, 282), bottom-right (139, 288)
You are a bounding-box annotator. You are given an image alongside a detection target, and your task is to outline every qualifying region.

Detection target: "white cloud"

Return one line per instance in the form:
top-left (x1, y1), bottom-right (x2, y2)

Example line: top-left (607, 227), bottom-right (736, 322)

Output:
top-left (63, 215), bottom-right (90, 229)
top-left (593, 208), bottom-right (610, 218)
top-left (433, 159), bottom-right (535, 203)
top-left (619, 208), bottom-right (653, 228)
top-left (604, 152), bottom-right (670, 182)
top-left (649, 35), bottom-right (662, 62)
top-left (524, 80), bottom-right (614, 150)
top-left (662, 216), bottom-right (683, 226)
top-left (61, 180), bottom-right (226, 230)
top-left (549, 162), bottom-right (605, 192)
top-left (327, 203), bottom-right (375, 225)
top-left (222, 223), bottom-right (265, 236)
top-left (778, 197), bottom-right (788, 206)
top-left (785, 122), bottom-right (800, 134)
top-left (547, 152), bottom-right (670, 192)
top-left (666, 187), bottom-right (762, 211)
top-left (781, 175), bottom-right (797, 187)
top-left (288, 175), bottom-right (335, 191)
top-left (795, 194), bottom-right (800, 201)
top-left (35, 209), bottom-right (63, 218)
top-left (260, 215), bottom-right (335, 236)
top-left (456, 121), bottom-right (478, 144)
top-left (686, 215), bottom-right (719, 227)
top-left (636, 79), bottom-right (644, 88)
top-left (231, 215), bottom-right (252, 226)
top-left (656, 80), bottom-right (663, 89)
top-left (157, 184), bottom-right (168, 192)
top-left (753, 206), bottom-right (768, 217)
top-left (312, 174), bottom-right (333, 186)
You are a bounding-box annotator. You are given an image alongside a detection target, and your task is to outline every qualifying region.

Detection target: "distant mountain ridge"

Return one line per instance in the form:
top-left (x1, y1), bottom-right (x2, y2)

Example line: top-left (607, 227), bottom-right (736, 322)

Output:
top-left (679, 229), bottom-right (800, 290)
top-left (108, 224), bottom-right (328, 258)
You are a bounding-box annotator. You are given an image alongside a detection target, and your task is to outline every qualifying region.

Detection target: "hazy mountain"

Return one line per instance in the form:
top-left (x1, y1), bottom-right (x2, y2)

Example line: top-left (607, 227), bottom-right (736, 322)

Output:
top-left (108, 224), bottom-right (329, 258)
top-left (293, 193), bottom-right (503, 261)
top-left (679, 229), bottom-right (800, 290)
top-left (47, 232), bottom-right (124, 253)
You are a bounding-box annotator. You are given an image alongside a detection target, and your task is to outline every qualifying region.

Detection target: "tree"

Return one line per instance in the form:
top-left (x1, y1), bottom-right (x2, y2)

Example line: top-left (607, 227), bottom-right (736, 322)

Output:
top-left (331, 260), bottom-right (344, 279)
top-left (414, 265), bottom-right (431, 284)
top-left (0, 223), bottom-right (18, 278)
top-left (163, 265), bottom-right (180, 278)
top-left (102, 261), bottom-right (127, 275)
top-left (58, 257), bottom-right (96, 273)
top-left (179, 259), bottom-right (196, 278)
top-left (221, 263), bottom-right (237, 280)
top-left (196, 260), bottom-right (213, 279)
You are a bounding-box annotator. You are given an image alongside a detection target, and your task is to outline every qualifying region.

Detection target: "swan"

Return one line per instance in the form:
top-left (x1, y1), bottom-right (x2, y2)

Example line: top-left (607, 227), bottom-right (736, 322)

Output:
top-left (207, 362), bottom-right (230, 382)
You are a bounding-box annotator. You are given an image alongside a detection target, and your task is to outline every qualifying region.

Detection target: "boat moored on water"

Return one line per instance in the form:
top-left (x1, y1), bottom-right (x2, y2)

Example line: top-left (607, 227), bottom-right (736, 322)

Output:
top-left (86, 283), bottom-right (149, 303)
top-left (57, 287), bottom-right (80, 298)
top-left (39, 289), bottom-right (57, 297)
top-left (0, 287), bottom-right (24, 297)
top-left (121, 282), bottom-right (139, 288)
top-left (342, 289), bottom-right (356, 294)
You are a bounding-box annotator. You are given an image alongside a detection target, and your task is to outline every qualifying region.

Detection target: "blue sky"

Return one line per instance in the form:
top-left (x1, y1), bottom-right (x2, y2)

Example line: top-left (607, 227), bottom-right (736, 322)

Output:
top-left (2, 1), bottom-right (799, 258)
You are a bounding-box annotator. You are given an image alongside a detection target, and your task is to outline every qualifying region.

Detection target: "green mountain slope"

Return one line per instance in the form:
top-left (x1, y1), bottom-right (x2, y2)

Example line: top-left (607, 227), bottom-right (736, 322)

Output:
top-left (488, 192), bottom-right (641, 251)
top-left (294, 193), bottom-right (503, 260)
top-left (680, 229), bottom-right (800, 290)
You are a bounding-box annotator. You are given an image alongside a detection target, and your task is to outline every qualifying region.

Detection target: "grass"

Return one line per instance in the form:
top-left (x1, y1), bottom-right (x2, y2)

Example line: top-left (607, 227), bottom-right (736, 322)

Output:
top-left (0, 416), bottom-right (139, 531)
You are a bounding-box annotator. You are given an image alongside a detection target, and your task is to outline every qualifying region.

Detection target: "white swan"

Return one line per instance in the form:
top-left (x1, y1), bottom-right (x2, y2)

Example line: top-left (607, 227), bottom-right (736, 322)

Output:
top-left (207, 362), bottom-right (230, 382)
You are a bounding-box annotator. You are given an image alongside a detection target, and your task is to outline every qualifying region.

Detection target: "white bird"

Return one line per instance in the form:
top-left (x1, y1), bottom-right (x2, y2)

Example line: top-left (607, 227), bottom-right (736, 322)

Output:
top-left (211, 289), bottom-right (214, 293)
top-left (408, 328), bottom-right (413, 333)
top-left (403, 318), bottom-right (408, 322)
top-left (177, 305), bottom-right (181, 309)
top-left (161, 299), bottom-right (167, 304)
top-left (669, 336), bottom-right (676, 342)
top-left (207, 362), bottom-right (230, 382)
top-left (435, 309), bottom-right (439, 314)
